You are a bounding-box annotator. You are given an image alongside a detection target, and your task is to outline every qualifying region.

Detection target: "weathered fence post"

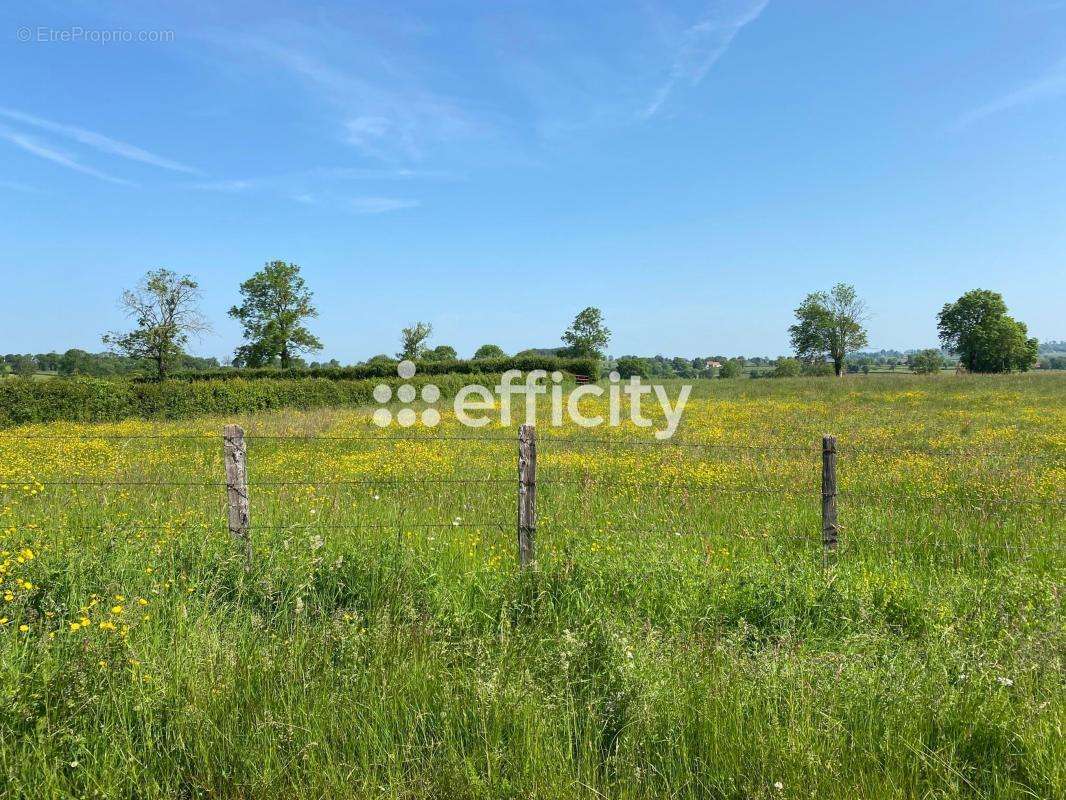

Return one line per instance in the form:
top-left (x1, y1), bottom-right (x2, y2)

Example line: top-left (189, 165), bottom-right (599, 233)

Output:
top-left (518, 424), bottom-right (537, 568)
top-left (223, 424), bottom-right (252, 572)
top-left (821, 434), bottom-right (838, 559)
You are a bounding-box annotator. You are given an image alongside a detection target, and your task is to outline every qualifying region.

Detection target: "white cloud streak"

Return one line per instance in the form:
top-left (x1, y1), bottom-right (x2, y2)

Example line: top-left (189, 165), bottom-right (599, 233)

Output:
top-left (643, 0), bottom-right (770, 118)
top-left (189, 175), bottom-right (419, 213)
top-left (348, 197), bottom-right (420, 214)
top-left (0, 107), bottom-right (200, 174)
top-left (0, 127), bottom-right (134, 185)
top-left (214, 32), bottom-right (486, 162)
top-left (0, 178), bottom-right (39, 193)
top-left (956, 58), bottom-right (1066, 128)
top-left (189, 166), bottom-right (456, 193)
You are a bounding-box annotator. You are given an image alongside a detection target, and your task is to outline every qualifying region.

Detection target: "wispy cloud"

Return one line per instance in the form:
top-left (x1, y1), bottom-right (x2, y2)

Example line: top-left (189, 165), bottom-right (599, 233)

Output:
top-left (0, 127), bottom-right (134, 185)
top-left (216, 32), bottom-right (486, 162)
top-left (0, 178), bottom-right (39, 193)
top-left (0, 107), bottom-right (200, 174)
top-left (189, 166), bottom-right (456, 194)
top-left (189, 178), bottom-right (258, 192)
top-left (349, 197), bottom-right (420, 214)
top-left (188, 174), bottom-right (418, 214)
top-left (956, 58), bottom-right (1066, 128)
top-left (187, 166), bottom-right (454, 210)
top-left (643, 0), bottom-right (770, 119)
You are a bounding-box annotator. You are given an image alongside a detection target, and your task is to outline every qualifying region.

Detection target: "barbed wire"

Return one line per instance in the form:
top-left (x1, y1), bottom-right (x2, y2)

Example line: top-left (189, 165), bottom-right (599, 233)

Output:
top-left (0, 430), bottom-right (1061, 462)
top-left (23, 477), bottom-right (514, 487)
top-left (1, 429), bottom-right (1062, 569)
top-left (249, 521), bottom-right (509, 531)
top-left (834, 490), bottom-right (1065, 506)
top-left (7, 477), bottom-right (1063, 508)
top-left (4, 520), bottom-right (1057, 556)
top-left (538, 435), bottom-right (818, 451)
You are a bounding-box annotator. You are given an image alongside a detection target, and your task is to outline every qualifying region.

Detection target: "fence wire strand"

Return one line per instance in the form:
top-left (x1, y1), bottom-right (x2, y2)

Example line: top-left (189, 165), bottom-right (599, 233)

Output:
top-left (1, 429), bottom-right (1062, 566)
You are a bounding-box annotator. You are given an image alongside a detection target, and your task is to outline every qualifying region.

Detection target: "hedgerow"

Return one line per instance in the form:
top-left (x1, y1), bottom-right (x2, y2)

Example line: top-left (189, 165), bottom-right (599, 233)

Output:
top-left (0, 374), bottom-right (478, 426)
top-left (165, 355), bottom-right (600, 383)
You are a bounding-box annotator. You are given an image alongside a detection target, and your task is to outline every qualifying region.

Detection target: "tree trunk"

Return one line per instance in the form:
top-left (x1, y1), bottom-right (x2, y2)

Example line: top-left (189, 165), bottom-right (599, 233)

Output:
top-left (280, 345), bottom-right (290, 369)
top-left (834, 357), bottom-right (844, 377)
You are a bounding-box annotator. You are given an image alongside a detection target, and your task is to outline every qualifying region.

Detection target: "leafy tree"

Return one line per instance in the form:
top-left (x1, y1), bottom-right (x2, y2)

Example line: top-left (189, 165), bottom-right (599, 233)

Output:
top-left (397, 322), bottom-right (433, 361)
top-left (788, 283), bottom-right (869, 376)
top-left (423, 345), bottom-right (458, 362)
top-left (35, 352), bottom-right (61, 372)
top-left (909, 349), bottom-right (946, 375)
top-left (561, 307), bottom-right (611, 358)
top-left (473, 344), bottom-right (507, 359)
top-left (801, 362), bottom-right (835, 377)
top-left (614, 356), bottom-right (649, 379)
top-left (102, 269), bottom-right (209, 380)
top-left (772, 358), bottom-right (802, 378)
top-left (718, 359), bottom-right (743, 379)
top-left (7, 355), bottom-right (36, 378)
top-left (937, 289), bottom-right (1038, 373)
top-left (229, 261), bottom-right (322, 368)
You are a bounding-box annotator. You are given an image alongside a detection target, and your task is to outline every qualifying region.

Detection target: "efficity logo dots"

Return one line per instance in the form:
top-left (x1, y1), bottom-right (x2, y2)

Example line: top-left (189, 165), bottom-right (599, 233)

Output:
top-left (372, 360), bottom-right (441, 427)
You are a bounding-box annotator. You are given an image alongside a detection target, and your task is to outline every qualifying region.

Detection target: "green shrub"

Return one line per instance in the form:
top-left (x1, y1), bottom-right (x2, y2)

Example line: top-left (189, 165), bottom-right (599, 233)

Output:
top-left (910, 349), bottom-right (947, 374)
top-left (771, 358), bottom-right (802, 378)
top-left (717, 359), bottom-right (743, 379)
top-left (166, 355), bottom-right (599, 383)
top-left (613, 357), bottom-right (648, 379)
top-left (801, 362), bottom-right (835, 377)
top-left (0, 374), bottom-right (477, 427)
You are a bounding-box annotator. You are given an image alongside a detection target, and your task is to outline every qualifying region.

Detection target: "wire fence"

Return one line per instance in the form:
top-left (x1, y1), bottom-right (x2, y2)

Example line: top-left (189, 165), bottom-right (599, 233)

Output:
top-left (1, 425), bottom-right (1063, 569)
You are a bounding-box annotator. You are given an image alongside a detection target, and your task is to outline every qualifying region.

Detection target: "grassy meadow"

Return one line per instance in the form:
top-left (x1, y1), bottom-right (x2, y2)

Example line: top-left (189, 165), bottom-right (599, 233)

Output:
top-left (0, 373), bottom-right (1063, 799)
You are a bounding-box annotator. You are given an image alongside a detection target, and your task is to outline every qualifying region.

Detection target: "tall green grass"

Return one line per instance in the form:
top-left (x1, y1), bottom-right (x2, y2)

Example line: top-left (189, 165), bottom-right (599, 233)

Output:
top-left (0, 374), bottom-right (1062, 799)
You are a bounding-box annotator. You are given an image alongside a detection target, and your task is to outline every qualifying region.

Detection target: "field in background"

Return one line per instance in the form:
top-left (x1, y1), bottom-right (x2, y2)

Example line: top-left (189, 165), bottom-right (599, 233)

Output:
top-left (0, 373), bottom-right (1063, 799)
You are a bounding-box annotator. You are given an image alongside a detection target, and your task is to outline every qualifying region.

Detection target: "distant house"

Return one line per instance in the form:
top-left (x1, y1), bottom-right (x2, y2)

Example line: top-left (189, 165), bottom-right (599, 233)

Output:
top-left (706, 360), bottom-right (722, 369)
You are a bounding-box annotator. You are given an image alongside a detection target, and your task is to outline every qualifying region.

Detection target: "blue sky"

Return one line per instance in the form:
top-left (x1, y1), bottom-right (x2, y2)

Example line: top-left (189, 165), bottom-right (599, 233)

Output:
top-left (2, 1), bottom-right (1064, 362)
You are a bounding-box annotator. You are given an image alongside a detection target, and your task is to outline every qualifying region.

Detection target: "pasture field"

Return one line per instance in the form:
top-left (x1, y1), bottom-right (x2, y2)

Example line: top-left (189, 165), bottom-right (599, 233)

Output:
top-left (0, 374), bottom-right (1063, 799)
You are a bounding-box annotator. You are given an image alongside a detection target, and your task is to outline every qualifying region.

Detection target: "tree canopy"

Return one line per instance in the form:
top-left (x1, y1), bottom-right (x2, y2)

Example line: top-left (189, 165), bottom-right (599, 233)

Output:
top-left (937, 290), bottom-right (1038, 373)
top-left (788, 283), bottom-right (869, 376)
top-left (561, 307), bottom-right (611, 358)
top-left (909, 349), bottom-right (946, 375)
top-left (717, 358), bottom-right (744, 379)
top-left (102, 269), bottom-right (209, 380)
top-left (229, 261), bottom-right (322, 368)
top-left (614, 356), bottom-right (648, 379)
top-left (398, 322), bottom-right (433, 361)
top-left (473, 344), bottom-right (507, 360)
top-left (423, 344), bottom-right (458, 362)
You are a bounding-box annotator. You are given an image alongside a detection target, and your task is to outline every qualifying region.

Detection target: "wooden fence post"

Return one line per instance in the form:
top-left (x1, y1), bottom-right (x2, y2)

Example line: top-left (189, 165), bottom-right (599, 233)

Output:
top-left (518, 424), bottom-right (537, 568)
top-left (821, 434), bottom-right (838, 558)
top-left (223, 424), bottom-right (252, 572)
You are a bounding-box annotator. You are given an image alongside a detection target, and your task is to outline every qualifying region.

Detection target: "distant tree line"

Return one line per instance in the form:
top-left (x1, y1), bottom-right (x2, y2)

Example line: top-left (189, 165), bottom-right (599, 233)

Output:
top-left (1, 350), bottom-right (219, 378)
top-left (4, 266), bottom-right (1054, 382)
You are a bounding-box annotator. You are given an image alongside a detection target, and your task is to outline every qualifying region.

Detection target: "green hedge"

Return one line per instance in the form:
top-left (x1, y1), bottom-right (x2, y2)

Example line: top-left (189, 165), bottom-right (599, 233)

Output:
top-left (166, 355), bottom-right (599, 383)
top-left (0, 374), bottom-right (482, 427)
